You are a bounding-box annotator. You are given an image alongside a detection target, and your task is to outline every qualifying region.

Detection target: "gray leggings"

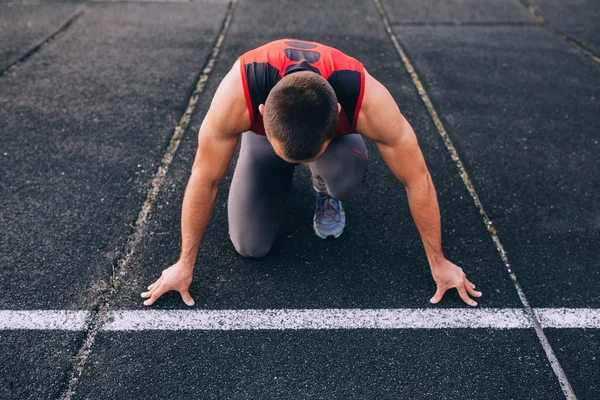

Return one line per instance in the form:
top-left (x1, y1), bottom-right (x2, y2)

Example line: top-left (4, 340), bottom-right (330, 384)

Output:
top-left (228, 131), bottom-right (368, 257)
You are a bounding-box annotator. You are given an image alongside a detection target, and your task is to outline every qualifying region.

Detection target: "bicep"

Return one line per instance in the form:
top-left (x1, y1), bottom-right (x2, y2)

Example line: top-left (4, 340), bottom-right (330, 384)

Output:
top-left (192, 122), bottom-right (239, 184)
top-left (375, 127), bottom-right (428, 187)
top-left (191, 61), bottom-right (249, 184)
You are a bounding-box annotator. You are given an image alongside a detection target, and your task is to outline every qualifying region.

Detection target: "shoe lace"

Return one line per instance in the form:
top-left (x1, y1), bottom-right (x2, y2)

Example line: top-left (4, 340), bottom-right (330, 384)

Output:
top-left (317, 196), bottom-right (342, 223)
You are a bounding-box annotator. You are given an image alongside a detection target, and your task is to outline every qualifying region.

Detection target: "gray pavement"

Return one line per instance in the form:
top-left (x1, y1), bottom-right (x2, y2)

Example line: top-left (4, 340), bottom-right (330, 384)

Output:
top-left (0, 0), bottom-right (598, 399)
top-left (0, 1), bottom-right (229, 309)
top-left (394, 24), bottom-right (600, 308)
top-left (382, 0), bottom-right (534, 24)
top-left (0, 331), bottom-right (84, 400)
top-left (0, 3), bottom-right (80, 72)
top-left (528, 0), bottom-right (600, 55)
top-left (393, 21), bottom-right (600, 398)
top-left (75, 330), bottom-right (563, 399)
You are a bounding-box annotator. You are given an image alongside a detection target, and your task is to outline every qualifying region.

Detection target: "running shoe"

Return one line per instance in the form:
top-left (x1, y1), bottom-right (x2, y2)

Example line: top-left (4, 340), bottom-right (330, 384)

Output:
top-left (313, 187), bottom-right (345, 239)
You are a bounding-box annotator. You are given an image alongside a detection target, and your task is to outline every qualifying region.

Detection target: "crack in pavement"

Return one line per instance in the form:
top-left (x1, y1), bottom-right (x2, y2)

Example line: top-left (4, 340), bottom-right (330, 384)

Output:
top-left (374, 0), bottom-right (578, 399)
top-left (55, 1), bottom-right (238, 399)
top-left (390, 21), bottom-right (538, 27)
top-left (1, 5), bottom-right (86, 77)
top-left (518, 0), bottom-right (600, 64)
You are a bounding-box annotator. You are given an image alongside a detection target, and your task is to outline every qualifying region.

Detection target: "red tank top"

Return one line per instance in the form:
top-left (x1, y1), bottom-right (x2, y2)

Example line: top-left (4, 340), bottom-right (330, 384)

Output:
top-left (238, 39), bottom-right (365, 136)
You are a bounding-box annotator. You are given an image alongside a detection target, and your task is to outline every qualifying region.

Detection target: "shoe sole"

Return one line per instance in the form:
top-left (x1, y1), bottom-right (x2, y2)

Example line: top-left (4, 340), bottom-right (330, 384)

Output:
top-left (313, 219), bottom-right (344, 239)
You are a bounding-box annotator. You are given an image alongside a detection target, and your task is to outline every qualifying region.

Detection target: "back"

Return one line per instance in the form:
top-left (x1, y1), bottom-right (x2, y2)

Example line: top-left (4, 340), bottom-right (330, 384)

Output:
top-left (238, 39), bottom-right (365, 136)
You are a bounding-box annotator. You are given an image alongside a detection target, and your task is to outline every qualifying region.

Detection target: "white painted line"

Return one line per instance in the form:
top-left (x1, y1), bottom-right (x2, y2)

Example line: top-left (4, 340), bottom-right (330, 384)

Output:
top-left (103, 308), bottom-right (532, 330)
top-left (536, 308), bottom-right (600, 329)
top-left (2, 309), bottom-right (599, 331)
top-left (0, 310), bottom-right (91, 331)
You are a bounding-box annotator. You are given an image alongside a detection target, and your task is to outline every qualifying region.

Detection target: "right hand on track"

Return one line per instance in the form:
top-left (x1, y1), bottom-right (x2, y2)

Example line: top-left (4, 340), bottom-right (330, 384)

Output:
top-left (141, 262), bottom-right (195, 306)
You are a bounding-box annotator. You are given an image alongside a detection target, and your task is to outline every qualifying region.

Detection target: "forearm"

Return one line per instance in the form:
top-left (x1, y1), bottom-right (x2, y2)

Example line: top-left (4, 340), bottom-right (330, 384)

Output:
top-left (179, 171), bottom-right (220, 268)
top-left (405, 173), bottom-right (445, 267)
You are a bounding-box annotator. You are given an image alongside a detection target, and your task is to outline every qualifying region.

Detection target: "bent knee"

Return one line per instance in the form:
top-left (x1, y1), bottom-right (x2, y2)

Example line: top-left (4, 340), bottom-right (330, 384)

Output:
top-left (327, 171), bottom-right (368, 201)
top-left (230, 235), bottom-right (272, 258)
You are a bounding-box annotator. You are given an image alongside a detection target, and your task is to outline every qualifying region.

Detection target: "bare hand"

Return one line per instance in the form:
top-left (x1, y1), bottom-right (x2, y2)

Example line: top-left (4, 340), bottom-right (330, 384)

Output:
top-left (429, 259), bottom-right (482, 306)
top-left (141, 262), bottom-right (195, 306)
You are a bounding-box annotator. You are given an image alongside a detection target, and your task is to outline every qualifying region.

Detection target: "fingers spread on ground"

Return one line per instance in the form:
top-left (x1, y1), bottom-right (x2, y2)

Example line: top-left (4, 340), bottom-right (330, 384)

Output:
top-left (141, 284), bottom-right (159, 298)
top-left (467, 285), bottom-right (483, 297)
top-left (458, 286), bottom-right (477, 307)
top-left (429, 287), bottom-right (446, 304)
top-left (143, 287), bottom-right (166, 306)
top-left (180, 289), bottom-right (195, 306)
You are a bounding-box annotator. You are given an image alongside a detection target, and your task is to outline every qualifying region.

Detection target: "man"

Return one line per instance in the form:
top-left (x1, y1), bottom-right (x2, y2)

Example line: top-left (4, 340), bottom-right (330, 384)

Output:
top-left (141, 39), bottom-right (482, 307)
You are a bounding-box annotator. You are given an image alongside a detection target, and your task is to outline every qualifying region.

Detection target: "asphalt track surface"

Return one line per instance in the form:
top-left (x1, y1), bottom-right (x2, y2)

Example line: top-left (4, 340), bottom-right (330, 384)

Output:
top-left (0, 0), bottom-right (598, 399)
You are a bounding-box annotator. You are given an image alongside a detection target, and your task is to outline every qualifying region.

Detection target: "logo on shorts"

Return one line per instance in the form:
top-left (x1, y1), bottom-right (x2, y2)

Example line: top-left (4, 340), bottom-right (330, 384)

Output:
top-left (353, 149), bottom-right (368, 159)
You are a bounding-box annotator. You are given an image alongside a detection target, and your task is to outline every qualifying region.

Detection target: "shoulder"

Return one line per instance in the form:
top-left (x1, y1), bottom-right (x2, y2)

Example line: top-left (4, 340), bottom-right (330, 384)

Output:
top-left (358, 70), bottom-right (391, 118)
top-left (202, 60), bottom-right (251, 137)
top-left (355, 70), bottom-right (405, 145)
top-left (215, 60), bottom-right (246, 101)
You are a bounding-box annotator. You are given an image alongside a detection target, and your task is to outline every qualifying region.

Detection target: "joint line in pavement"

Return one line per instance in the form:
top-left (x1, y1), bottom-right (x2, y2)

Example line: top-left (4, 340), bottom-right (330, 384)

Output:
top-left (1, 6), bottom-right (86, 77)
top-left (518, 0), bottom-right (600, 64)
top-left (389, 21), bottom-right (538, 27)
top-left (56, 2), bottom-right (239, 399)
top-left (373, 0), bottom-right (577, 398)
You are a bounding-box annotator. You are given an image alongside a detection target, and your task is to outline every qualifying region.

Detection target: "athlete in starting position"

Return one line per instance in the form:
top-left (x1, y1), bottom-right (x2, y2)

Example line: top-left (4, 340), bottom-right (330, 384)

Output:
top-left (141, 39), bottom-right (482, 307)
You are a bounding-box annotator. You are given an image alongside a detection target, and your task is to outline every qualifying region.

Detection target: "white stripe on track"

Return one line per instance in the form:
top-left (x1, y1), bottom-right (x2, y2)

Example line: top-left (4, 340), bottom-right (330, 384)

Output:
top-left (1, 308), bottom-right (599, 331)
top-left (0, 310), bottom-right (91, 330)
top-left (103, 308), bottom-right (531, 330)
top-left (536, 308), bottom-right (600, 329)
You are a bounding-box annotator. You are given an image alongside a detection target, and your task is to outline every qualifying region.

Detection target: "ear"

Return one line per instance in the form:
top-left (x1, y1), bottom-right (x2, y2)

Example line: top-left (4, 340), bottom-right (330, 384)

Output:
top-left (258, 104), bottom-right (265, 115)
top-left (337, 103), bottom-right (342, 114)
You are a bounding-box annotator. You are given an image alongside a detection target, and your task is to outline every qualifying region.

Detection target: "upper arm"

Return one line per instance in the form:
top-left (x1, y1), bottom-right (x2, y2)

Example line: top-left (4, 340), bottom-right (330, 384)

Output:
top-left (192, 60), bottom-right (251, 184)
top-left (356, 70), bottom-right (429, 186)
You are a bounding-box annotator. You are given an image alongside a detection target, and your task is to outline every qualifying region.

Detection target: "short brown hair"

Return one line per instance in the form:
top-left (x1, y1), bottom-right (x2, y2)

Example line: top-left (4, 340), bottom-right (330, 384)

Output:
top-left (263, 71), bottom-right (338, 160)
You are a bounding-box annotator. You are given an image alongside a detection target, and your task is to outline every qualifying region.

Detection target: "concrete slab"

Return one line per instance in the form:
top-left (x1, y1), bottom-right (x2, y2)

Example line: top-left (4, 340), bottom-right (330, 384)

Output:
top-left (529, 0), bottom-right (600, 55)
top-left (545, 329), bottom-right (600, 400)
top-left (114, 0), bottom-right (521, 310)
top-left (74, 329), bottom-right (563, 399)
top-left (0, 2), bottom-right (229, 309)
top-left (0, 3), bottom-right (79, 72)
top-left (381, 0), bottom-right (533, 24)
top-left (392, 23), bottom-right (598, 400)
top-left (0, 331), bottom-right (84, 400)
top-left (393, 25), bottom-right (600, 308)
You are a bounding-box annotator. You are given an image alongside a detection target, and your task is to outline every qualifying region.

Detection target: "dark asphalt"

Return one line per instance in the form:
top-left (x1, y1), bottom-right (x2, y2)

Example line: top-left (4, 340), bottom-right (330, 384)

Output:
top-left (394, 25), bottom-right (600, 308)
top-left (74, 330), bottom-right (563, 400)
top-left (393, 23), bottom-right (600, 397)
top-left (0, 331), bottom-right (84, 400)
top-left (382, 0), bottom-right (534, 24)
top-left (544, 329), bottom-right (600, 400)
top-left (0, 2), bottom-right (228, 309)
top-left (528, 0), bottom-right (600, 55)
top-left (0, 3), bottom-right (79, 72)
top-left (0, 0), bottom-right (598, 399)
